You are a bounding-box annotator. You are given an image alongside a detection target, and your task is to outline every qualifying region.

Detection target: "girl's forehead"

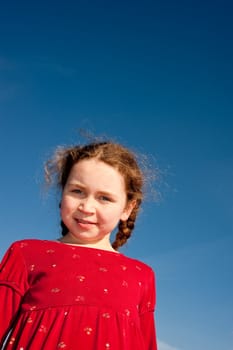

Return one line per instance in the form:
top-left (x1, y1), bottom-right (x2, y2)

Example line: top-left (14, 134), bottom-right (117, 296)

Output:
top-left (68, 159), bottom-right (125, 185)
top-left (71, 158), bottom-right (117, 173)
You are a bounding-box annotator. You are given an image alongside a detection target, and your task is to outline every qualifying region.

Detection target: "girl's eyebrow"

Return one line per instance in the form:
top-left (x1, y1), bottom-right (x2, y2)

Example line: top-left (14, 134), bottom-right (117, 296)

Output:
top-left (66, 182), bottom-right (86, 191)
top-left (67, 182), bottom-right (85, 188)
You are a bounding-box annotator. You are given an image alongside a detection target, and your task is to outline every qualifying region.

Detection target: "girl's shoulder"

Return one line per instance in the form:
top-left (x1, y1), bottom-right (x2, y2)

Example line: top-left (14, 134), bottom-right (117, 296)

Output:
top-left (9, 238), bottom-right (50, 248)
top-left (5, 239), bottom-right (58, 256)
top-left (120, 253), bottom-right (155, 276)
top-left (2, 239), bottom-right (62, 264)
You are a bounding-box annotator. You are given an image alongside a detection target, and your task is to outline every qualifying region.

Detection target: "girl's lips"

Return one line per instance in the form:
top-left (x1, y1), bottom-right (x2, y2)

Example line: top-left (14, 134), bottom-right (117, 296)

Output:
top-left (76, 218), bottom-right (96, 225)
top-left (75, 218), bottom-right (97, 230)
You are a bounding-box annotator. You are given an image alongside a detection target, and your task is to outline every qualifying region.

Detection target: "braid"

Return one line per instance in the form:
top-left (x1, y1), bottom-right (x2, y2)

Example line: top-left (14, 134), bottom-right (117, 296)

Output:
top-left (112, 203), bottom-right (140, 250)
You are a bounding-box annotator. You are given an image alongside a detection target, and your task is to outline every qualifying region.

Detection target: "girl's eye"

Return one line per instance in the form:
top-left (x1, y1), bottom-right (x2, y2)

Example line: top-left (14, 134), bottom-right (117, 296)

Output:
top-left (72, 189), bottom-right (83, 194)
top-left (100, 196), bottom-right (111, 202)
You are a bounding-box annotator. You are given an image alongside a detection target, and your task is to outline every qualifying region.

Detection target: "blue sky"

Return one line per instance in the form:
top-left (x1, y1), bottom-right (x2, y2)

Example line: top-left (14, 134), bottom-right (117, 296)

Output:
top-left (0, 1), bottom-right (233, 349)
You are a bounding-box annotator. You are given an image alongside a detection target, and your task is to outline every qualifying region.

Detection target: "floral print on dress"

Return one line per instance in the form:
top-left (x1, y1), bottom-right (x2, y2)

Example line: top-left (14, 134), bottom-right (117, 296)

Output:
top-left (84, 327), bottom-right (93, 335)
top-left (0, 239), bottom-right (157, 350)
top-left (58, 342), bottom-right (67, 348)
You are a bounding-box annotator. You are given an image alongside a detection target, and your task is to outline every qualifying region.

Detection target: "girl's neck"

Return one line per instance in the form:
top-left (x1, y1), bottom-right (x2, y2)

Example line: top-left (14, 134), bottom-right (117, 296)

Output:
top-left (58, 234), bottom-right (119, 253)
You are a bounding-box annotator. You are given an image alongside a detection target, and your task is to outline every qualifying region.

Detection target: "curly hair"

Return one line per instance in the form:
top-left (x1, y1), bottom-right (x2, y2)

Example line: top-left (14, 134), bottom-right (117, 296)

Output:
top-left (45, 141), bottom-right (146, 250)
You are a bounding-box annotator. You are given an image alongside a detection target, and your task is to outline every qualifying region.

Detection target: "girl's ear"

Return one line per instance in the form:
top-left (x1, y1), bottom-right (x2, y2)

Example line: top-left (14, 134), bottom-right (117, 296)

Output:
top-left (120, 200), bottom-right (137, 221)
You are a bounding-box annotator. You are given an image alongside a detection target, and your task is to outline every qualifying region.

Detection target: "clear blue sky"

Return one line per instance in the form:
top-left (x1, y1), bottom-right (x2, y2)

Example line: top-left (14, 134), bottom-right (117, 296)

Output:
top-left (0, 1), bottom-right (233, 350)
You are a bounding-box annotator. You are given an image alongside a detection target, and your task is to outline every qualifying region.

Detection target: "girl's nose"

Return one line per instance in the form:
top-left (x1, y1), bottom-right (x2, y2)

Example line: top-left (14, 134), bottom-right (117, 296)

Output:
top-left (78, 198), bottom-right (95, 214)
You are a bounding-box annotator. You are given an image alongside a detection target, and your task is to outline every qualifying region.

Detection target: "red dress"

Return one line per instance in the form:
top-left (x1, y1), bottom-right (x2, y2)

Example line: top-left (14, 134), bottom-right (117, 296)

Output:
top-left (0, 239), bottom-right (157, 350)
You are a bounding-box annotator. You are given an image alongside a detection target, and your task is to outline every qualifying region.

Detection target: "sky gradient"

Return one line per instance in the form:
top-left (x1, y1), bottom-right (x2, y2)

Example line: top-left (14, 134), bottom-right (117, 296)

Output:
top-left (1, 1), bottom-right (233, 349)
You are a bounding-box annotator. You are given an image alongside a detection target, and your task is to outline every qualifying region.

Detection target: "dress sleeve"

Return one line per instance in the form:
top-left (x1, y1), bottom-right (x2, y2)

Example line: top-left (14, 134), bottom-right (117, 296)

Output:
top-left (0, 242), bottom-right (29, 345)
top-left (139, 268), bottom-right (157, 350)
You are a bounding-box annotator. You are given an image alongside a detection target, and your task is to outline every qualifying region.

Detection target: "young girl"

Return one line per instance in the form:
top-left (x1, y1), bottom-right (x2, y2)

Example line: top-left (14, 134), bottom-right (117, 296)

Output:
top-left (0, 141), bottom-right (157, 350)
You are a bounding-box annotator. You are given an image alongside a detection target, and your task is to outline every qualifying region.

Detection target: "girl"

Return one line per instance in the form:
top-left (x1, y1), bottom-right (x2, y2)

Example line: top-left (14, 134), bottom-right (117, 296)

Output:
top-left (0, 141), bottom-right (157, 350)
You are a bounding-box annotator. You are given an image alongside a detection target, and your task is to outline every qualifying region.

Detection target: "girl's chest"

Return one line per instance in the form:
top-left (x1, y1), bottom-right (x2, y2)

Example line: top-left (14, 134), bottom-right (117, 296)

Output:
top-left (22, 252), bottom-right (145, 314)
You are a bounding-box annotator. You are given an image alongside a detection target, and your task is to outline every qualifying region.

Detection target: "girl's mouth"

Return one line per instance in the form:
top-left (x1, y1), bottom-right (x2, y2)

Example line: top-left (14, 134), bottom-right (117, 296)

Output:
top-left (75, 218), bottom-right (97, 229)
top-left (77, 218), bottom-right (95, 225)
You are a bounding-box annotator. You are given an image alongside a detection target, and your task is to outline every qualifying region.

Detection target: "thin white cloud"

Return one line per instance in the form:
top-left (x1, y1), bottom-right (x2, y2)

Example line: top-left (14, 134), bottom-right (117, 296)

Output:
top-left (158, 339), bottom-right (180, 350)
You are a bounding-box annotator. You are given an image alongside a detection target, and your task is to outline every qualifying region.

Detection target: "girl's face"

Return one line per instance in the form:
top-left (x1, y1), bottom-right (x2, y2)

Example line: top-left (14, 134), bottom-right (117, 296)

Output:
top-left (60, 158), bottom-right (134, 246)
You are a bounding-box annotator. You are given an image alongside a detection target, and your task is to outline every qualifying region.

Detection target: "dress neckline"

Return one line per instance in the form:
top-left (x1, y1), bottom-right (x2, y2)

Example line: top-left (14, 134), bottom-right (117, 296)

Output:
top-left (46, 239), bottom-right (123, 256)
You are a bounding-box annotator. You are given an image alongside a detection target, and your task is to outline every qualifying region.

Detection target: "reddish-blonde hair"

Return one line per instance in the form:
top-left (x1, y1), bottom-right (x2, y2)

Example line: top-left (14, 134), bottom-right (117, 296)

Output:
top-left (45, 141), bottom-right (145, 250)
